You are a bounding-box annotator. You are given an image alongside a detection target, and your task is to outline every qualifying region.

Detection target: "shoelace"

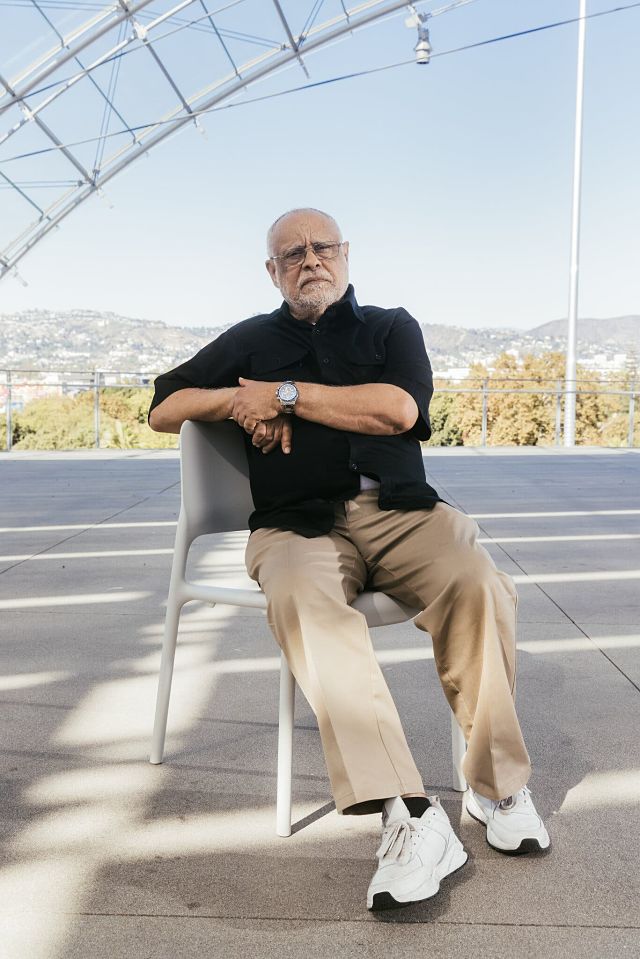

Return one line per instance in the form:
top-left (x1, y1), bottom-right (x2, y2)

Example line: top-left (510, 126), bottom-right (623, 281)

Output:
top-left (375, 819), bottom-right (417, 866)
top-left (498, 785), bottom-right (531, 811)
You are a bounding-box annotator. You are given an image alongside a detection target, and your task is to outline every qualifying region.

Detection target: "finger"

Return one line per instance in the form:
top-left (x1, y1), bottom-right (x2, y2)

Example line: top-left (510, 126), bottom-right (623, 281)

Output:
top-left (281, 418), bottom-right (293, 454)
top-left (260, 420), bottom-right (281, 454)
top-left (252, 422), bottom-right (268, 442)
top-left (238, 377), bottom-right (254, 385)
top-left (255, 422), bottom-right (279, 447)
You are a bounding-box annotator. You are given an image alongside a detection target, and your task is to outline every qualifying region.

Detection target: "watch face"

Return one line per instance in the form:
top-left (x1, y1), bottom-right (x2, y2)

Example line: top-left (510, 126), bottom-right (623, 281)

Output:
top-left (279, 383), bottom-right (297, 402)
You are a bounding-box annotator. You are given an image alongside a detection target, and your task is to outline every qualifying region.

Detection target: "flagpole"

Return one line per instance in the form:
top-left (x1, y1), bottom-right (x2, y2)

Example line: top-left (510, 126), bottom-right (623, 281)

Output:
top-left (564, 0), bottom-right (587, 446)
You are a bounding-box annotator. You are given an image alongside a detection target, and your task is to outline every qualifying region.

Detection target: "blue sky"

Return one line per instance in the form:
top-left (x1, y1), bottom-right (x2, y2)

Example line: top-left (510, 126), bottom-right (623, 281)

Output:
top-left (0, 0), bottom-right (638, 331)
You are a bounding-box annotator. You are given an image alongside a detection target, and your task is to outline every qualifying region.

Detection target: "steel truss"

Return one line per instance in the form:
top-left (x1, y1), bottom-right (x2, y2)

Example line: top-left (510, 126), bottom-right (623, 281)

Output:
top-left (0, 0), bottom-right (432, 281)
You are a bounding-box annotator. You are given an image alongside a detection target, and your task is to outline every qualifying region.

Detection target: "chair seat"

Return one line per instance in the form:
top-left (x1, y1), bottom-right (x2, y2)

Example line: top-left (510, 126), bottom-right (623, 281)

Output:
top-left (182, 580), bottom-right (267, 610)
top-left (180, 578), bottom-right (418, 627)
top-left (351, 591), bottom-right (418, 627)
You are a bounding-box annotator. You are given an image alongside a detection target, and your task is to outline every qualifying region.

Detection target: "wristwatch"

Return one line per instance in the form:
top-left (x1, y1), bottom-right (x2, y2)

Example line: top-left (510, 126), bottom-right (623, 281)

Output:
top-left (276, 380), bottom-right (299, 414)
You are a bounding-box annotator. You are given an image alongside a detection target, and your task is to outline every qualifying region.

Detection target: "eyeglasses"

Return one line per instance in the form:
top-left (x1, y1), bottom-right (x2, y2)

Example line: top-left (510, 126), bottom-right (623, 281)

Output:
top-left (270, 241), bottom-right (345, 269)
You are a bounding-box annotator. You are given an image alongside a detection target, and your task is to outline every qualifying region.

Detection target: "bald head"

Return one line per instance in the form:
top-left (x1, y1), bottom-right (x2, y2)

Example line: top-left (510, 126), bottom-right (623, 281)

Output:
top-left (265, 207), bottom-right (350, 324)
top-left (266, 208), bottom-right (342, 257)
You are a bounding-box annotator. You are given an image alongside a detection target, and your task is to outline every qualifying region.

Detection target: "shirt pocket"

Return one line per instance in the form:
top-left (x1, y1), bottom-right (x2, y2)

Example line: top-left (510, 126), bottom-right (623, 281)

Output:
top-left (249, 346), bottom-right (309, 381)
top-left (341, 344), bottom-right (386, 385)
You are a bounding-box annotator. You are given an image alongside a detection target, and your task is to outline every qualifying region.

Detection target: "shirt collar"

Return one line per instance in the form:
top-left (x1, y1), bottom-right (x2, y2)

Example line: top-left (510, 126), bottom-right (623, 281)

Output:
top-left (279, 284), bottom-right (365, 325)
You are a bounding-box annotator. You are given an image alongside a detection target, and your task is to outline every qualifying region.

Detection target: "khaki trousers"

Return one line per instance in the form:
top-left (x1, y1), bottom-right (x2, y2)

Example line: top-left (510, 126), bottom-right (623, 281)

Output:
top-left (245, 492), bottom-right (531, 814)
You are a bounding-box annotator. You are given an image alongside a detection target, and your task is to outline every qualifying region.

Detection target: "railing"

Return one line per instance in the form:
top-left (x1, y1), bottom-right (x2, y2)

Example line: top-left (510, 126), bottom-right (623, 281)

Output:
top-left (0, 369), bottom-right (638, 451)
top-left (437, 378), bottom-right (637, 448)
top-left (0, 368), bottom-right (152, 452)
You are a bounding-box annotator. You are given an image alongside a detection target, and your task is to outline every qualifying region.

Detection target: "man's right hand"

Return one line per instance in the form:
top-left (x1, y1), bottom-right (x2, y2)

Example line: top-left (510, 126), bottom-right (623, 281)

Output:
top-left (250, 414), bottom-right (293, 455)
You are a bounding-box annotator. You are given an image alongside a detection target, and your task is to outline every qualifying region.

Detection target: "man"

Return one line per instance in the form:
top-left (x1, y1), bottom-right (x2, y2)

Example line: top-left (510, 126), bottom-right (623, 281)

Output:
top-left (149, 208), bottom-right (550, 912)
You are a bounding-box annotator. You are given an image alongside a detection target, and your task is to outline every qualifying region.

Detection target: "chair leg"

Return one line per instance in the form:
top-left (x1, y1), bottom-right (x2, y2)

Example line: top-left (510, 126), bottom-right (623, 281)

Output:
top-left (276, 652), bottom-right (295, 837)
top-left (450, 711), bottom-right (468, 792)
top-left (150, 594), bottom-right (185, 764)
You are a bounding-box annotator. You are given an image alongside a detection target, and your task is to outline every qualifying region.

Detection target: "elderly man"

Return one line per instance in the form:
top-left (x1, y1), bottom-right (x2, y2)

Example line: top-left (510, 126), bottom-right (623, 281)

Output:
top-left (149, 208), bottom-right (549, 911)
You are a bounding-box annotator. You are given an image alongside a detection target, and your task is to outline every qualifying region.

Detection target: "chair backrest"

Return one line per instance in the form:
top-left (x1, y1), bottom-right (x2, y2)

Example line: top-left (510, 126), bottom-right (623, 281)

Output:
top-left (179, 419), bottom-right (254, 540)
top-left (178, 419), bottom-right (420, 626)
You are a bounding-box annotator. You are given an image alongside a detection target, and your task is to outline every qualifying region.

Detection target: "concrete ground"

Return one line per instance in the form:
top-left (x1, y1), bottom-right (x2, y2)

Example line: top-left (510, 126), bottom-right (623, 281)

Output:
top-left (1, 446), bottom-right (639, 959)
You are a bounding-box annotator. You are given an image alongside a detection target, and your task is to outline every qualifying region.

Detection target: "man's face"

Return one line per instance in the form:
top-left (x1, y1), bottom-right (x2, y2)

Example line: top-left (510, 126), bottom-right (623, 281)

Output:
top-left (265, 211), bottom-right (350, 322)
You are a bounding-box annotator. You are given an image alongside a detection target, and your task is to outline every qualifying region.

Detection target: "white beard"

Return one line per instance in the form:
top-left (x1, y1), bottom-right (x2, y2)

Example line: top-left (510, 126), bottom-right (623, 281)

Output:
top-left (290, 276), bottom-right (345, 319)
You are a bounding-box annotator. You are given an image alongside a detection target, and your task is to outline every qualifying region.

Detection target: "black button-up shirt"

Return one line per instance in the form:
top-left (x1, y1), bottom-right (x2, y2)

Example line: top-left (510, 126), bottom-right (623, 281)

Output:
top-left (149, 285), bottom-right (441, 536)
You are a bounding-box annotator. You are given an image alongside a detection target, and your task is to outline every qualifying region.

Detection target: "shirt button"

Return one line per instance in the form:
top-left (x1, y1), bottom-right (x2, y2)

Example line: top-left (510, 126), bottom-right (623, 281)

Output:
top-left (350, 463), bottom-right (358, 471)
top-left (322, 357), bottom-right (331, 365)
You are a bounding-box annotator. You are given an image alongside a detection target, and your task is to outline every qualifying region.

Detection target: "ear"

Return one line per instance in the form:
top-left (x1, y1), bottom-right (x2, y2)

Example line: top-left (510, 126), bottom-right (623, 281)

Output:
top-left (343, 240), bottom-right (349, 263)
top-left (265, 258), bottom-right (280, 289)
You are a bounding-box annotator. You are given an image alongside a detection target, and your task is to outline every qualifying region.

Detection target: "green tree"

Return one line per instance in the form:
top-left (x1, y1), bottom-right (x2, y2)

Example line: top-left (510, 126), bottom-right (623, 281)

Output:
top-left (98, 388), bottom-right (178, 449)
top-left (13, 395), bottom-right (96, 449)
top-left (425, 392), bottom-right (464, 446)
top-left (10, 389), bottom-right (179, 450)
top-left (427, 352), bottom-right (636, 448)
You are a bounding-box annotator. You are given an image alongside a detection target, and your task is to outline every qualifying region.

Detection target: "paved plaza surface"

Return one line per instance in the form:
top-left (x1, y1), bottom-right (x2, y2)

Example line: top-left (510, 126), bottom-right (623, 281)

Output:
top-left (1, 446), bottom-right (639, 959)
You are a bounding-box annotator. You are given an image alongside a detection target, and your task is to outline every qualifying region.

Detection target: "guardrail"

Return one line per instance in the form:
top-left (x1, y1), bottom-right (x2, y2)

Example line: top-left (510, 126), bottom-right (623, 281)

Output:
top-left (438, 379), bottom-right (637, 448)
top-left (1, 369), bottom-right (151, 452)
top-left (0, 369), bottom-right (637, 451)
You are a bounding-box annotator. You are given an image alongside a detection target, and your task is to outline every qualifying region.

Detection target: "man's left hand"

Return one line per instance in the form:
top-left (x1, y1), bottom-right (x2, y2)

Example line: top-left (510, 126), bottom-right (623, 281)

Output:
top-left (251, 415), bottom-right (293, 454)
top-left (232, 377), bottom-right (281, 428)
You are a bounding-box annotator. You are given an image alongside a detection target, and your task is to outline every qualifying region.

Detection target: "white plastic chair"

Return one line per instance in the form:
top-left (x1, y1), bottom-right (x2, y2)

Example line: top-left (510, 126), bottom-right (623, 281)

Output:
top-left (150, 419), bottom-right (467, 836)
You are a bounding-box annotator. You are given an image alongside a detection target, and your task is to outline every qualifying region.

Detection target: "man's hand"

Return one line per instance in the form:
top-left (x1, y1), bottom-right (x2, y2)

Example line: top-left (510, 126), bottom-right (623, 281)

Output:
top-left (232, 377), bottom-right (281, 428)
top-left (250, 415), bottom-right (293, 454)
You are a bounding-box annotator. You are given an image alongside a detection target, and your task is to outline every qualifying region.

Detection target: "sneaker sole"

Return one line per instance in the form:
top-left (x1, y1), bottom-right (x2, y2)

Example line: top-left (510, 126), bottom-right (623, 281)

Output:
top-left (369, 845), bottom-right (468, 912)
top-left (466, 800), bottom-right (551, 855)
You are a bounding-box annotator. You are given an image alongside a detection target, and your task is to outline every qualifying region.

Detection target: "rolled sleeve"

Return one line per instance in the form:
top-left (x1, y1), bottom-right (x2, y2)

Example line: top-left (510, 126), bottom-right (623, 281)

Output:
top-left (148, 328), bottom-right (242, 422)
top-left (380, 308), bottom-right (433, 440)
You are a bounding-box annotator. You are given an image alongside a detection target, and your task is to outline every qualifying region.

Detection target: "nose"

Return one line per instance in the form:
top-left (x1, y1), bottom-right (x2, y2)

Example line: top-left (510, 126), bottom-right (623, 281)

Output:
top-left (301, 245), bottom-right (322, 268)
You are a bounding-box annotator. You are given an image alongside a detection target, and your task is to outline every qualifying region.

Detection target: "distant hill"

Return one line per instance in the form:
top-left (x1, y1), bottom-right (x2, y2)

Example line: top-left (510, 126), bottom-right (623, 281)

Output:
top-left (0, 309), bottom-right (215, 373)
top-left (0, 308), bottom-right (637, 374)
top-left (529, 315), bottom-right (640, 349)
top-left (419, 323), bottom-right (520, 359)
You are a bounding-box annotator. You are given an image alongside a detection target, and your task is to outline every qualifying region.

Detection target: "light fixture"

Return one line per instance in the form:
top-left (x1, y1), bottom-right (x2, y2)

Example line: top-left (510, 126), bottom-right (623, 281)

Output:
top-left (405, 5), bottom-right (432, 65)
top-left (415, 25), bottom-right (432, 64)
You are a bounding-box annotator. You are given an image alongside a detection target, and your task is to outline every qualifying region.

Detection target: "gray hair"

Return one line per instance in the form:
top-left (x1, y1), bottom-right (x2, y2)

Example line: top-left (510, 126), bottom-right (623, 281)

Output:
top-left (266, 207), bottom-right (342, 256)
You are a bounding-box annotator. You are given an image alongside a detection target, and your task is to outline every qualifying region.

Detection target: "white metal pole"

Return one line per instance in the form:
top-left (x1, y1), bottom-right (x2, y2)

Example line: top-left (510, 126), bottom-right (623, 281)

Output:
top-left (564, 0), bottom-right (587, 447)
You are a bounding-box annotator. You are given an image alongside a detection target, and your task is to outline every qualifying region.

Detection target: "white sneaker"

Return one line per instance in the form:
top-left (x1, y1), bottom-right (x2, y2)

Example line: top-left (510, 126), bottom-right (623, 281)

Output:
top-left (366, 796), bottom-right (468, 911)
top-left (466, 785), bottom-right (550, 854)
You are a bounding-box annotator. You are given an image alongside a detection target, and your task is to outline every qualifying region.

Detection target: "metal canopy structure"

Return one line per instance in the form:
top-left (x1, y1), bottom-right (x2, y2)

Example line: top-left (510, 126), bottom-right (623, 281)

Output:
top-left (0, 0), bottom-right (457, 282)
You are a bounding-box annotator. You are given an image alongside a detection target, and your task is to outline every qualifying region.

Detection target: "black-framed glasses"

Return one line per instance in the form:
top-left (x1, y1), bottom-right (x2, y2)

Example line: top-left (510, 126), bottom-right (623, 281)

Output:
top-left (270, 241), bottom-right (345, 269)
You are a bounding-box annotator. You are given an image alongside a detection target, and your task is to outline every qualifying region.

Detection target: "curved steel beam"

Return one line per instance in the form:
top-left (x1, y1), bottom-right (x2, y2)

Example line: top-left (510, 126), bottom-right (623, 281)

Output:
top-left (0, 0), bottom-right (163, 114)
top-left (0, 71), bottom-right (95, 183)
top-left (0, 0), bottom-right (246, 152)
top-left (3, 0), bottom-right (249, 110)
top-left (0, 0), bottom-right (428, 280)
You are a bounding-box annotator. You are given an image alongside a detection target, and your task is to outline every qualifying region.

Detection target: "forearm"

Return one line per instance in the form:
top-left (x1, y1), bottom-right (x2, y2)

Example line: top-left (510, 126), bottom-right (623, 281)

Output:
top-left (149, 386), bottom-right (239, 433)
top-left (295, 382), bottom-right (418, 435)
